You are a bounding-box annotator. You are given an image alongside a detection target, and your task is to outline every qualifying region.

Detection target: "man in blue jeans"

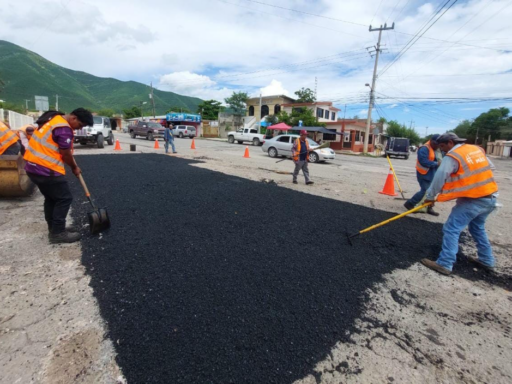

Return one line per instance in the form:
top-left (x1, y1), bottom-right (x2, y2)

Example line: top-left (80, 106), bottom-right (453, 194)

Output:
top-left (164, 125), bottom-right (177, 154)
top-left (421, 133), bottom-right (499, 275)
top-left (404, 134), bottom-right (441, 216)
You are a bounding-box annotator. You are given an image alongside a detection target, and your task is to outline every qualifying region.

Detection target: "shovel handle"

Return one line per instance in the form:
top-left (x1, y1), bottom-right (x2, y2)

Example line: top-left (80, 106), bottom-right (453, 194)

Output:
top-left (359, 202), bottom-right (433, 235)
top-left (78, 173), bottom-right (91, 198)
top-left (386, 155), bottom-right (405, 196)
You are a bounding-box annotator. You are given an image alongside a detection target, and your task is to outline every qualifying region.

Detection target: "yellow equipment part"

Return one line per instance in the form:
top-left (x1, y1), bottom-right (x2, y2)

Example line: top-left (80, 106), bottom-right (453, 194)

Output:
top-left (0, 155), bottom-right (35, 197)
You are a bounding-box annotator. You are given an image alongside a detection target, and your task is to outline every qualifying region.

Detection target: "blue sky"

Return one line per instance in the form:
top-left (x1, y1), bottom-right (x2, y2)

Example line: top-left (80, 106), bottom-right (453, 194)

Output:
top-left (1, 0), bottom-right (511, 135)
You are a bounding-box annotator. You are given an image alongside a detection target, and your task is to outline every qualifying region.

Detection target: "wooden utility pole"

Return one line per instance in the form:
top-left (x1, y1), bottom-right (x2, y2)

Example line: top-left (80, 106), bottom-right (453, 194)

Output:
top-left (55, 94), bottom-right (59, 111)
top-left (363, 22), bottom-right (394, 155)
top-left (150, 83), bottom-right (156, 118)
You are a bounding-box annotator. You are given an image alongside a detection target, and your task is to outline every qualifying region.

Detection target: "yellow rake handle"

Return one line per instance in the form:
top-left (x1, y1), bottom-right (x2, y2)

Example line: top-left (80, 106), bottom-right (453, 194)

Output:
top-left (386, 155), bottom-right (404, 195)
top-left (359, 202), bottom-right (432, 235)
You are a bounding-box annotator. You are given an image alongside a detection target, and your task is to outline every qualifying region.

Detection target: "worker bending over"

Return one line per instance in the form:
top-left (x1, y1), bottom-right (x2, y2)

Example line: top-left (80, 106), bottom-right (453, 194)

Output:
top-left (421, 133), bottom-right (498, 275)
top-left (0, 121), bottom-right (21, 155)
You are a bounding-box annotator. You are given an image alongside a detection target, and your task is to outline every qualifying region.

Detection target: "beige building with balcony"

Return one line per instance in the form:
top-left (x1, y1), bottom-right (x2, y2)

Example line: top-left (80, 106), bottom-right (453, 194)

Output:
top-left (246, 95), bottom-right (296, 119)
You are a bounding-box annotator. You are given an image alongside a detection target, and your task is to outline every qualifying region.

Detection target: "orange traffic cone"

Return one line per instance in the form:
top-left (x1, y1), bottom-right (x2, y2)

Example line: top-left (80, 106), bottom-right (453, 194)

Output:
top-left (114, 139), bottom-right (121, 150)
top-left (154, 140), bottom-right (160, 149)
top-left (379, 168), bottom-right (398, 196)
top-left (243, 146), bottom-right (250, 158)
top-left (191, 138), bottom-right (196, 150)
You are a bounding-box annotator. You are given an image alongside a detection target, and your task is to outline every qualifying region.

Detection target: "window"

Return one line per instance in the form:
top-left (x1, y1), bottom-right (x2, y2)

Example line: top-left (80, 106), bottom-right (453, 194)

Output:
top-left (277, 136), bottom-right (290, 143)
top-left (250, 129), bottom-right (258, 134)
top-left (324, 110), bottom-right (329, 119)
top-left (261, 105), bottom-right (269, 117)
top-left (323, 129), bottom-right (336, 141)
top-left (355, 131), bottom-right (361, 141)
top-left (244, 129), bottom-right (249, 133)
top-left (274, 104), bottom-right (281, 114)
top-left (248, 106), bottom-right (254, 116)
top-left (369, 134), bottom-right (373, 145)
top-left (331, 112), bottom-right (336, 121)
top-left (293, 107), bottom-right (303, 114)
top-left (317, 108), bottom-right (324, 118)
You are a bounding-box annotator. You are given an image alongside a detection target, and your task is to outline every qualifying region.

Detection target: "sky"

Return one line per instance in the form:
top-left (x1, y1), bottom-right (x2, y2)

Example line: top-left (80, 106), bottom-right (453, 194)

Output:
top-left (1, 0), bottom-right (512, 134)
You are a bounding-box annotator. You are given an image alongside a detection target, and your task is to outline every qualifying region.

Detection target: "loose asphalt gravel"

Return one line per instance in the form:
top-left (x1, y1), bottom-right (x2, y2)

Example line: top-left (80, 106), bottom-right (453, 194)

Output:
top-left (67, 154), bottom-right (511, 384)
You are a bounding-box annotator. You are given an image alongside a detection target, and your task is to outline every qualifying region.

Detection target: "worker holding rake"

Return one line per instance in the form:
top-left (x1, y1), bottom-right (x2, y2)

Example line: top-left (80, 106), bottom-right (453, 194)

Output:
top-left (420, 133), bottom-right (499, 276)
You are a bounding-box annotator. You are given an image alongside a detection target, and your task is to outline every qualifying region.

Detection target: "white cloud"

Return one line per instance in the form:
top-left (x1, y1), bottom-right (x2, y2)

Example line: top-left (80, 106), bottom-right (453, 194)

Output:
top-left (387, 104), bottom-right (399, 109)
top-left (157, 71), bottom-right (232, 101)
top-left (259, 80), bottom-right (290, 97)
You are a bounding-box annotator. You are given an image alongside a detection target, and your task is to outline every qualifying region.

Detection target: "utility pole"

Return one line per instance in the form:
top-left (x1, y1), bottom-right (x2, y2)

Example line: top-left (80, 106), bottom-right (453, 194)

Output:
top-left (55, 94), bottom-right (59, 111)
top-left (24, 99), bottom-right (30, 113)
top-left (150, 82), bottom-right (156, 118)
top-left (475, 126), bottom-right (479, 145)
top-left (314, 77), bottom-right (318, 101)
top-left (259, 93), bottom-right (262, 132)
top-left (363, 22), bottom-right (394, 154)
top-left (425, 126), bottom-right (428, 138)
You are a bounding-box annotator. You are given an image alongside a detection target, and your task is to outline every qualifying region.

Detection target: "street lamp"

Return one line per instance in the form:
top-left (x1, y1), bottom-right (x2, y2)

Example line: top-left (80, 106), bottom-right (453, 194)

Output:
top-left (140, 101), bottom-right (147, 121)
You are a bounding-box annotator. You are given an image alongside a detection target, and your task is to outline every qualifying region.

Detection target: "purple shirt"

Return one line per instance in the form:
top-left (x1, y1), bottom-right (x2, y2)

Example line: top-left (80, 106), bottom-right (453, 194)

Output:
top-left (25, 127), bottom-right (74, 176)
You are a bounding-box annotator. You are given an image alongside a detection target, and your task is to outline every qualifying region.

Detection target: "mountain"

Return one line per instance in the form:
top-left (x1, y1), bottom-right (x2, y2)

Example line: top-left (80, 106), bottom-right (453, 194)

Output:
top-left (0, 40), bottom-right (203, 115)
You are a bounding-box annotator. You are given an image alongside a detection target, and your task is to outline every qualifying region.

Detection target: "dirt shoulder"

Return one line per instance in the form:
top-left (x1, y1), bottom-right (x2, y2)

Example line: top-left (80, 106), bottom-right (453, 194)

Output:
top-left (0, 195), bottom-right (123, 384)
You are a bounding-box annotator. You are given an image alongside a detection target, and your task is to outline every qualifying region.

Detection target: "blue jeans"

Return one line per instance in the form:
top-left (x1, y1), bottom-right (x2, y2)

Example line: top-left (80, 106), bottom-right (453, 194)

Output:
top-left (407, 172), bottom-right (432, 206)
top-left (436, 196), bottom-right (497, 271)
top-left (164, 139), bottom-right (176, 153)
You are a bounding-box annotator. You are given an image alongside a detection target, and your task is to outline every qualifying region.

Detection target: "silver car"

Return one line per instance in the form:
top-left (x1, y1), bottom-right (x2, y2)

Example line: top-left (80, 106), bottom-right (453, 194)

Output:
top-left (261, 134), bottom-right (336, 163)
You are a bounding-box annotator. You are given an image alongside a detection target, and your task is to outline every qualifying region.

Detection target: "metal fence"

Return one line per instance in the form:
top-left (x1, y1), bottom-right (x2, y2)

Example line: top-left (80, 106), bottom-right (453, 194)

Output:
top-left (1, 109), bottom-right (34, 129)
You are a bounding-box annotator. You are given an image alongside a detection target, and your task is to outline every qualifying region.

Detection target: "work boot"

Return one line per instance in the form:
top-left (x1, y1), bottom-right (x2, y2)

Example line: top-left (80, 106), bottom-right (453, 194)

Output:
top-left (49, 231), bottom-right (81, 244)
top-left (306, 181), bottom-right (314, 185)
top-left (404, 201), bottom-right (415, 210)
top-left (48, 225), bottom-right (79, 235)
top-left (293, 180), bottom-right (298, 184)
top-left (427, 206), bottom-right (440, 216)
top-left (420, 258), bottom-right (451, 275)
top-left (467, 256), bottom-right (495, 271)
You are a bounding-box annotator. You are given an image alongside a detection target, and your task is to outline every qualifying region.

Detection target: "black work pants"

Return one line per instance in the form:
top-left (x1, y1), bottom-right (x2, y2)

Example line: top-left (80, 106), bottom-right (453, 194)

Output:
top-left (27, 173), bottom-right (73, 234)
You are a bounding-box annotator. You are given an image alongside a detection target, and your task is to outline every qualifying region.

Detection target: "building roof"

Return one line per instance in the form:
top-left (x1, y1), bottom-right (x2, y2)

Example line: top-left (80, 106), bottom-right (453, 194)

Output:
top-left (246, 94), bottom-right (296, 103)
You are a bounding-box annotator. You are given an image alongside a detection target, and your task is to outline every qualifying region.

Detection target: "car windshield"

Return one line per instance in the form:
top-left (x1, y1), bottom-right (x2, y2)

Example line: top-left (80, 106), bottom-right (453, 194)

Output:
top-left (93, 116), bottom-right (103, 125)
top-left (307, 138), bottom-right (319, 146)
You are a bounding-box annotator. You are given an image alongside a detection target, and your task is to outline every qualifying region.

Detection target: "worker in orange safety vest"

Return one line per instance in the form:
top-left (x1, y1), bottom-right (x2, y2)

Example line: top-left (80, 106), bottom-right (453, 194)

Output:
top-left (291, 129), bottom-right (314, 185)
top-left (0, 120), bottom-right (21, 155)
top-left (421, 133), bottom-right (499, 275)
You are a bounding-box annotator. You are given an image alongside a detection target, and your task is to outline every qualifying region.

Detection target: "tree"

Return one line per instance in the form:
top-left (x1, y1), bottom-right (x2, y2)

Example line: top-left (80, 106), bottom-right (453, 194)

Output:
top-left (196, 100), bottom-right (223, 120)
top-left (0, 101), bottom-right (24, 114)
top-left (166, 105), bottom-right (191, 114)
top-left (122, 106), bottom-right (142, 119)
top-left (265, 114), bottom-right (279, 125)
top-left (224, 91), bottom-right (248, 128)
top-left (385, 120), bottom-right (421, 145)
top-left (96, 108), bottom-right (116, 117)
top-left (452, 119), bottom-right (473, 142)
top-left (468, 107), bottom-right (510, 143)
top-left (294, 87), bottom-right (316, 103)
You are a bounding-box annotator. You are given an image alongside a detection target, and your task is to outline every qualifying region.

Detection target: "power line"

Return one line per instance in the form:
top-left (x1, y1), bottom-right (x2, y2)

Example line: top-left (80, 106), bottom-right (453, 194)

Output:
top-left (379, 0), bottom-right (459, 77)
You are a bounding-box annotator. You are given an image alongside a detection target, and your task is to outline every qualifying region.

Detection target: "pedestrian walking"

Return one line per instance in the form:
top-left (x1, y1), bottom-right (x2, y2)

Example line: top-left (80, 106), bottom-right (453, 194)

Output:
top-left (0, 120), bottom-right (21, 155)
top-left (24, 108), bottom-right (94, 244)
top-left (404, 134), bottom-right (441, 216)
top-left (292, 130), bottom-right (314, 185)
top-left (164, 125), bottom-right (177, 154)
top-left (420, 133), bottom-right (499, 275)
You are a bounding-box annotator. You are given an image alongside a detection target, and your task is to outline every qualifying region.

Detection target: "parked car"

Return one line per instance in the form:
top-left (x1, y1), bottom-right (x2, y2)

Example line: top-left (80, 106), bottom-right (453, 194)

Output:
top-left (262, 134), bottom-right (335, 163)
top-left (75, 116), bottom-right (114, 148)
top-left (128, 121), bottom-right (166, 141)
top-left (227, 128), bottom-right (265, 146)
top-left (172, 125), bottom-right (196, 138)
top-left (410, 145), bottom-right (418, 152)
top-left (385, 137), bottom-right (410, 159)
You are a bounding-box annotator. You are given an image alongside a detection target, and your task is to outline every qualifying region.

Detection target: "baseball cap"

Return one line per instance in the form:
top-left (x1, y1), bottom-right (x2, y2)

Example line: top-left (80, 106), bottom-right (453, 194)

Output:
top-left (300, 129), bottom-right (307, 135)
top-left (437, 132), bottom-right (467, 144)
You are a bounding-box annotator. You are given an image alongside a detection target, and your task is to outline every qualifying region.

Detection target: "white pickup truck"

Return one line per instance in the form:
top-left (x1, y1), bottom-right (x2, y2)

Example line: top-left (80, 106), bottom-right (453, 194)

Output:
top-left (227, 128), bottom-right (265, 146)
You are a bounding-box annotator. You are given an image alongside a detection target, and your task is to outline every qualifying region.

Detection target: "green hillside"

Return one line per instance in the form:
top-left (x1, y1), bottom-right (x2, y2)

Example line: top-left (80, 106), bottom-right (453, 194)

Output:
top-left (0, 40), bottom-right (203, 115)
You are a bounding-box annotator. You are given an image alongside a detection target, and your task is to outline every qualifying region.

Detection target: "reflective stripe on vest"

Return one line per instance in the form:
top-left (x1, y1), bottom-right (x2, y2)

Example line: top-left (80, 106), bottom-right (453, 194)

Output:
top-left (437, 144), bottom-right (498, 202)
top-left (23, 116), bottom-right (69, 174)
top-left (416, 142), bottom-right (435, 175)
top-left (293, 138), bottom-right (309, 161)
top-left (0, 123), bottom-right (20, 155)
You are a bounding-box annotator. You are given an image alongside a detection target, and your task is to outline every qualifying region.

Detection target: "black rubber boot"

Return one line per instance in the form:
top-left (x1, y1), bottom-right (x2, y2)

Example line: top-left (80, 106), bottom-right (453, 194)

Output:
top-left (427, 207), bottom-right (440, 216)
top-left (49, 231), bottom-right (81, 244)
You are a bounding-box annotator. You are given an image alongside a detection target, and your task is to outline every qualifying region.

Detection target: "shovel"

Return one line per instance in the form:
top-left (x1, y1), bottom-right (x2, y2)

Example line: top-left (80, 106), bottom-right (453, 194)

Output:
top-left (347, 202), bottom-right (432, 246)
top-left (78, 173), bottom-right (111, 234)
top-left (386, 155), bottom-right (407, 200)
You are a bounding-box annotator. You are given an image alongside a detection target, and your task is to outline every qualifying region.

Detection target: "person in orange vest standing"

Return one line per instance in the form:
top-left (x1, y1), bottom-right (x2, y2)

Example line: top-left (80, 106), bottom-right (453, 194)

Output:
top-left (292, 130), bottom-right (314, 185)
top-left (24, 108), bottom-right (94, 244)
top-left (404, 134), bottom-right (441, 216)
top-left (421, 133), bottom-right (499, 275)
top-left (0, 120), bottom-right (21, 155)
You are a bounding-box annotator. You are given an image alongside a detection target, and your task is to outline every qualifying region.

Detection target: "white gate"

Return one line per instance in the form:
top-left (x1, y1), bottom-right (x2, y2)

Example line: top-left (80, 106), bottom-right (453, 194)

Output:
top-left (7, 110), bottom-right (34, 129)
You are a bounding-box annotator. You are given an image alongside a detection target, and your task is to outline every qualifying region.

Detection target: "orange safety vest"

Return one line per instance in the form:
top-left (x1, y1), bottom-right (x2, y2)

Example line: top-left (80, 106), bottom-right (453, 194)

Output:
top-left (23, 115), bottom-right (71, 175)
top-left (416, 142), bottom-right (435, 175)
top-left (293, 138), bottom-right (310, 162)
top-left (437, 144), bottom-right (498, 202)
top-left (0, 121), bottom-right (20, 155)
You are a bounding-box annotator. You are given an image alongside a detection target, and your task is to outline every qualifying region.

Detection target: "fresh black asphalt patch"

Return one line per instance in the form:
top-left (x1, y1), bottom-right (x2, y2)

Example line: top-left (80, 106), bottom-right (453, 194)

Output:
top-left (68, 153), bottom-right (511, 383)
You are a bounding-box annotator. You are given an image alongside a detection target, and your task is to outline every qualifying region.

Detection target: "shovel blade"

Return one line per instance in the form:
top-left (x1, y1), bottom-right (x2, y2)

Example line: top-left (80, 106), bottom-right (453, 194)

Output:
top-left (87, 207), bottom-right (111, 234)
